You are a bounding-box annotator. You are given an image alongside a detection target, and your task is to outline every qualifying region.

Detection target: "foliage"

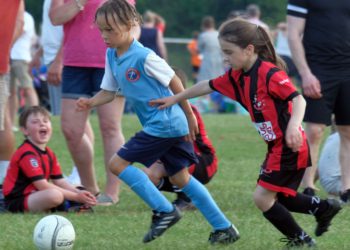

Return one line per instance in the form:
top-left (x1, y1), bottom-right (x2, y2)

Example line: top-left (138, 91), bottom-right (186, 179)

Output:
top-left (26, 0), bottom-right (287, 36)
top-left (128, 0), bottom-right (287, 37)
top-left (25, 0), bottom-right (44, 33)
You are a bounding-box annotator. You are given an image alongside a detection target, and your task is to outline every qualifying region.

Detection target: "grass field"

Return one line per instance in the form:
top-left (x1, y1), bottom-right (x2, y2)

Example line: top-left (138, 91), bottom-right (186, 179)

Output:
top-left (1, 114), bottom-right (349, 250)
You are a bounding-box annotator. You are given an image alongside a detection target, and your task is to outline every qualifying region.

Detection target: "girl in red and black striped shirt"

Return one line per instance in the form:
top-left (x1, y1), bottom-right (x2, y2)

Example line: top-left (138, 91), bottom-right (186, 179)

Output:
top-left (3, 106), bottom-right (96, 212)
top-left (150, 18), bottom-right (341, 248)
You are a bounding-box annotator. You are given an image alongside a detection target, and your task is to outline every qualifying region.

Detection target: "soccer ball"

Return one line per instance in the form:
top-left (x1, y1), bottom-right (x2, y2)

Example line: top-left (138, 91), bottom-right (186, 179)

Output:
top-left (33, 215), bottom-right (75, 250)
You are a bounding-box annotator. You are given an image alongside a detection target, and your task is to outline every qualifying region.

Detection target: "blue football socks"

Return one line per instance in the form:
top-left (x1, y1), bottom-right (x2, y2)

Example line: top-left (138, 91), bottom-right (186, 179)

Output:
top-left (181, 176), bottom-right (231, 230)
top-left (118, 165), bottom-right (173, 213)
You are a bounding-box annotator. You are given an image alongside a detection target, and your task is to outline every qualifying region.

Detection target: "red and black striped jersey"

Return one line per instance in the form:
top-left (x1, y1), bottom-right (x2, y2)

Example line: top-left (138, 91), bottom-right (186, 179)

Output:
top-left (209, 58), bottom-right (311, 171)
top-left (189, 105), bottom-right (218, 178)
top-left (3, 140), bottom-right (63, 200)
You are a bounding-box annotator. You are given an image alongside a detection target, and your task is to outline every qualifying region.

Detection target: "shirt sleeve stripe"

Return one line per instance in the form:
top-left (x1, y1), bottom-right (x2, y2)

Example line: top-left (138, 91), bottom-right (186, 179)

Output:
top-left (50, 174), bottom-right (64, 179)
top-left (287, 4), bottom-right (308, 17)
top-left (209, 80), bottom-right (218, 91)
top-left (31, 175), bottom-right (45, 182)
top-left (286, 91), bottom-right (300, 101)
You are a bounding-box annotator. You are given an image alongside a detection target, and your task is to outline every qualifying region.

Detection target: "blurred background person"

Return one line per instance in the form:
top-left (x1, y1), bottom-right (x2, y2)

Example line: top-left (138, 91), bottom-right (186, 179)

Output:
top-left (9, 10), bottom-right (39, 131)
top-left (226, 9), bottom-right (247, 20)
top-left (50, 0), bottom-right (128, 205)
top-left (187, 31), bottom-right (201, 83)
top-left (318, 131), bottom-right (342, 198)
top-left (0, 0), bottom-right (23, 203)
top-left (31, 0), bottom-right (63, 117)
top-left (139, 10), bottom-right (167, 60)
top-left (197, 15), bottom-right (224, 82)
top-left (197, 16), bottom-right (225, 113)
top-left (245, 4), bottom-right (270, 32)
top-left (274, 22), bottom-right (301, 86)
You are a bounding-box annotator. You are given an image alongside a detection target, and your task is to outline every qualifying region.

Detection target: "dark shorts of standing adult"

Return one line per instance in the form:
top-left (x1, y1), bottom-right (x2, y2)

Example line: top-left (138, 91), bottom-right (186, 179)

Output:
top-left (257, 167), bottom-right (306, 197)
top-left (117, 131), bottom-right (198, 176)
top-left (303, 66), bottom-right (350, 126)
top-left (61, 66), bottom-right (104, 99)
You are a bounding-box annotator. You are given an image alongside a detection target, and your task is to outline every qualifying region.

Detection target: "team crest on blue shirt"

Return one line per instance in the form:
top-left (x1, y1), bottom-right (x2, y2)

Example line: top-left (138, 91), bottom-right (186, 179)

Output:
top-left (30, 158), bottom-right (39, 168)
top-left (126, 68), bottom-right (140, 82)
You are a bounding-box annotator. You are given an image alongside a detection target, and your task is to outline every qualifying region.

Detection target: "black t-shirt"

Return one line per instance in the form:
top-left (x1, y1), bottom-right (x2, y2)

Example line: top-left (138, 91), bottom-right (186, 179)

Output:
top-left (287, 0), bottom-right (350, 73)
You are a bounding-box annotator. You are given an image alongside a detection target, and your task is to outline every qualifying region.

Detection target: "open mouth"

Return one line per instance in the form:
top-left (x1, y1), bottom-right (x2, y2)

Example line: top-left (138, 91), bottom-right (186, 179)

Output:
top-left (39, 129), bottom-right (48, 136)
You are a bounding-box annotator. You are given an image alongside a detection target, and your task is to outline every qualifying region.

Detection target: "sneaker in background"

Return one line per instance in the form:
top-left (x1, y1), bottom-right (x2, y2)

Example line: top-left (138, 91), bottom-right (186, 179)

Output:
top-left (96, 193), bottom-right (117, 206)
top-left (143, 206), bottom-right (182, 243)
top-left (208, 225), bottom-right (240, 245)
top-left (315, 199), bottom-right (341, 236)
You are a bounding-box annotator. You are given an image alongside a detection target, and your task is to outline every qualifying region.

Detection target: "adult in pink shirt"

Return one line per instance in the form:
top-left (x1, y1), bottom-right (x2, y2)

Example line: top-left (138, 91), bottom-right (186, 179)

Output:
top-left (50, 0), bottom-right (134, 205)
top-left (0, 0), bottom-right (23, 190)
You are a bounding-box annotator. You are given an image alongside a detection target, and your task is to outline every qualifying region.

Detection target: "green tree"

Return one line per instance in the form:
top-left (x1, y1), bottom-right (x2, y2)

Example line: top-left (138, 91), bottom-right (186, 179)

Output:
top-left (26, 0), bottom-right (44, 33)
top-left (25, 0), bottom-right (287, 36)
top-left (137, 0), bottom-right (287, 37)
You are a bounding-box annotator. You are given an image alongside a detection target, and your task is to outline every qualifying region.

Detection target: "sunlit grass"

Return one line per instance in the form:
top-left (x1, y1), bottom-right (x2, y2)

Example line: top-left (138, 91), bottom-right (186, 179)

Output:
top-left (1, 114), bottom-right (348, 250)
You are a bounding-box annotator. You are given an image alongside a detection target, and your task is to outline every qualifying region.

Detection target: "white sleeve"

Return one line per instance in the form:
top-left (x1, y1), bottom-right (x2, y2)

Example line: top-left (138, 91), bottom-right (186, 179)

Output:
top-left (144, 53), bottom-right (174, 87)
top-left (100, 53), bottom-right (120, 92)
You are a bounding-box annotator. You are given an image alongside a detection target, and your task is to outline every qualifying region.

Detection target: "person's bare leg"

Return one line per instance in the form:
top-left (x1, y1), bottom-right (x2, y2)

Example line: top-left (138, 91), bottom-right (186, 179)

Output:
top-left (337, 125), bottom-right (350, 192)
top-left (301, 122), bottom-right (326, 190)
top-left (97, 96), bottom-right (125, 203)
top-left (22, 87), bottom-right (39, 106)
top-left (0, 104), bottom-right (15, 184)
top-left (143, 161), bottom-right (167, 185)
top-left (85, 118), bottom-right (95, 144)
top-left (8, 83), bottom-right (18, 128)
top-left (27, 189), bottom-right (64, 212)
top-left (66, 120), bottom-right (94, 186)
top-left (0, 107), bottom-right (15, 159)
top-left (61, 99), bottom-right (99, 194)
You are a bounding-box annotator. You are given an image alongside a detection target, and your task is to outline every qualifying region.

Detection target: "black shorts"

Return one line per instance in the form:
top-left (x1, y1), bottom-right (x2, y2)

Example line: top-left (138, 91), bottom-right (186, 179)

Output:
top-left (257, 168), bottom-right (306, 197)
top-left (5, 195), bottom-right (28, 212)
top-left (303, 69), bottom-right (350, 126)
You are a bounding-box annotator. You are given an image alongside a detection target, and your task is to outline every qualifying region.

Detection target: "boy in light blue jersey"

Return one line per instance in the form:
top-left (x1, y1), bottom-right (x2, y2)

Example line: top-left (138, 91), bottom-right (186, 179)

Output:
top-left (76, 0), bottom-right (239, 245)
top-left (103, 39), bottom-right (188, 138)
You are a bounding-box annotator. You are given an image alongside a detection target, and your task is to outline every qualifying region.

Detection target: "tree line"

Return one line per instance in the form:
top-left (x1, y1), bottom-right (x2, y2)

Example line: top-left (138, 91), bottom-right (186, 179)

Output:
top-left (27, 0), bottom-right (287, 37)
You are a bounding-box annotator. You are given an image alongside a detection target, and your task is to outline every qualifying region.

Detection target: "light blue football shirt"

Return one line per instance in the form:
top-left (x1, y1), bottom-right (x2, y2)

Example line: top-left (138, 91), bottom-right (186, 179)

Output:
top-left (101, 39), bottom-right (189, 138)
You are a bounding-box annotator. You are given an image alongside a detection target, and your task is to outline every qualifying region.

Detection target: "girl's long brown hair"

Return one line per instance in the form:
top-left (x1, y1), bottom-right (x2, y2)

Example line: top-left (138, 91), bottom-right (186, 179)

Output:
top-left (218, 18), bottom-right (286, 71)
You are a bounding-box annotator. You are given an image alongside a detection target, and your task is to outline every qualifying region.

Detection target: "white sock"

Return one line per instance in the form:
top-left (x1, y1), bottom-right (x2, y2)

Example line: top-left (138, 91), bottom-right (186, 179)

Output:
top-left (0, 161), bottom-right (10, 185)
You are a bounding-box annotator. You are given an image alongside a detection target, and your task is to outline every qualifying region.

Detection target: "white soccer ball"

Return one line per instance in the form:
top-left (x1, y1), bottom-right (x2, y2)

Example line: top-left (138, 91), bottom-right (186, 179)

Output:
top-left (33, 215), bottom-right (75, 250)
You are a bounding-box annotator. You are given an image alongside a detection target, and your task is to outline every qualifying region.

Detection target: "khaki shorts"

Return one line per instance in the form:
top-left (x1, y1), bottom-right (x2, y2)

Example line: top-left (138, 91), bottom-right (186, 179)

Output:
top-left (10, 60), bottom-right (33, 90)
top-left (0, 74), bottom-right (10, 130)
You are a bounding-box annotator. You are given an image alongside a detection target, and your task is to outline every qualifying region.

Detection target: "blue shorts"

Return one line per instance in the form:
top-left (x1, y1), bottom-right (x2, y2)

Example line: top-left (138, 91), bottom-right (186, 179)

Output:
top-left (62, 66), bottom-right (104, 99)
top-left (117, 131), bottom-right (198, 176)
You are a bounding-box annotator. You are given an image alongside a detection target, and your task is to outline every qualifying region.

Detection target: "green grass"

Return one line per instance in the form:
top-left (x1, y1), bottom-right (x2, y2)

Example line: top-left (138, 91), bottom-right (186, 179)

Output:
top-left (1, 114), bottom-right (349, 249)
